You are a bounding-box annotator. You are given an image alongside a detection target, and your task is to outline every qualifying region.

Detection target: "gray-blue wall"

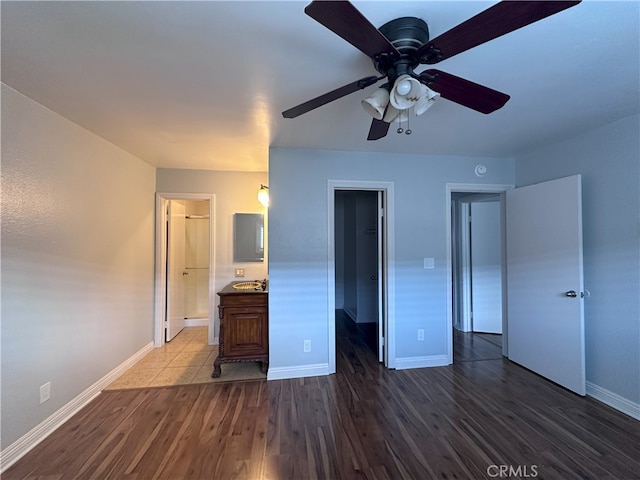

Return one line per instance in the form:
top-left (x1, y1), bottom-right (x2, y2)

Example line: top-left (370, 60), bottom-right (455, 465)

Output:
top-left (267, 148), bottom-right (514, 370)
top-left (269, 114), bottom-right (639, 411)
top-left (515, 114), bottom-right (640, 405)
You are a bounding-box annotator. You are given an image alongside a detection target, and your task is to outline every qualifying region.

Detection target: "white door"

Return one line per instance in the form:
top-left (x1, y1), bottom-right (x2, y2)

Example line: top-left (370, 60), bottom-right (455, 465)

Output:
top-left (166, 200), bottom-right (186, 341)
top-left (377, 191), bottom-right (385, 363)
top-left (471, 201), bottom-right (502, 333)
top-left (506, 175), bottom-right (585, 395)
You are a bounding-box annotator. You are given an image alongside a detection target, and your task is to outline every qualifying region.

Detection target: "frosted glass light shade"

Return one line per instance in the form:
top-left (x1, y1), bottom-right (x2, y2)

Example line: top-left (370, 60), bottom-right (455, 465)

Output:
top-left (389, 74), bottom-right (421, 110)
top-left (361, 88), bottom-right (390, 120)
top-left (258, 185), bottom-right (269, 207)
top-left (415, 84), bottom-right (440, 115)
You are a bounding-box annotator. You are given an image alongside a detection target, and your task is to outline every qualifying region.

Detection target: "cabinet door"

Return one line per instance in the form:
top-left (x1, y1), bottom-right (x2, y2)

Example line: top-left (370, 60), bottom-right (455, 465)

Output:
top-left (224, 307), bottom-right (268, 356)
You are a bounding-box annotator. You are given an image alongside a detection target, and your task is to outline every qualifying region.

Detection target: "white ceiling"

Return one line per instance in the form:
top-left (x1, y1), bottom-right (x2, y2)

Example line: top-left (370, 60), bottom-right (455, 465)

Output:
top-left (2, 1), bottom-right (638, 172)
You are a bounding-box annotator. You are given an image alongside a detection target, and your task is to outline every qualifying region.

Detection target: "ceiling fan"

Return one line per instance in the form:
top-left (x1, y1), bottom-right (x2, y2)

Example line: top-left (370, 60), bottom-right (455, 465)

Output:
top-left (282, 0), bottom-right (581, 140)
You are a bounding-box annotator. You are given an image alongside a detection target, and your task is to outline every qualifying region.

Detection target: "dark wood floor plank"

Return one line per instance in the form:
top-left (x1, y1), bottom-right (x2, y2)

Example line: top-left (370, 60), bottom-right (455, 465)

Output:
top-left (4, 318), bottom-right (639, 480)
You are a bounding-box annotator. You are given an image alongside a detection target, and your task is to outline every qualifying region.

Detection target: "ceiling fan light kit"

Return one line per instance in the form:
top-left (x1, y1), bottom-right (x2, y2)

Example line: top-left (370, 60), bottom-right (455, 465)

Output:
top-left (361, 77), bottom-right (439, 126)
top-left (385, 106), bottom-right (409, 127)
top-left (415, 84), bottom-right (440, 116)
top-left (283, 0), bottom-right (582, 140)
top-left (389, 75), bottom-right (422, 110)
top-left (361, 87), bottom-right (390, 120)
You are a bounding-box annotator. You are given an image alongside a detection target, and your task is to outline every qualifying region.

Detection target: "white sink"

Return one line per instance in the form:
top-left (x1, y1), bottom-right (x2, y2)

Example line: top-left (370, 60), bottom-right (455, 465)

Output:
top-left (232, 281), bottom-right (262, 290)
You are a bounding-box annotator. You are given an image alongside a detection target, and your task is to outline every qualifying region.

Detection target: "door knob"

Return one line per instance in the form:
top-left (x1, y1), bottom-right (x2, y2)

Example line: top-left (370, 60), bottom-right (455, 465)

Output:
top-left (182, 271), bottom-right (189, 276)
top-left (565, 290), bottom-right (577, 297)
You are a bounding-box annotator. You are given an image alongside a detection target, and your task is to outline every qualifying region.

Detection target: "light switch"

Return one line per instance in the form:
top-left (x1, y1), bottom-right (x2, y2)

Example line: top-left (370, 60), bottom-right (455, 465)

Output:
top-left (424, 258), bottom-right (435, 269)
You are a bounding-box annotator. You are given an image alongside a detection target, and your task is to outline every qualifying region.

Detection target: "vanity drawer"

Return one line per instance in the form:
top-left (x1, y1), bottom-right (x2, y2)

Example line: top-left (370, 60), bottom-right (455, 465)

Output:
top-left (220, 293), bottom-right (267, 307)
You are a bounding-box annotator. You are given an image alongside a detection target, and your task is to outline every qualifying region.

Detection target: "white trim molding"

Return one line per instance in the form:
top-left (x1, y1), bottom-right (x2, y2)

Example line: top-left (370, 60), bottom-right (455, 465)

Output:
top-left (184, 318), bottom-right (209, 328)
top-left (587, 382), bottom-right (640, 420)
top-left (267, 363), bottom-right (330, 381)
top-left (394, 355), bottom-right (449, 370)
top-left (445, 183), bottom-right (514, 364)
top-left (0, 341), bottom-right (154, 474)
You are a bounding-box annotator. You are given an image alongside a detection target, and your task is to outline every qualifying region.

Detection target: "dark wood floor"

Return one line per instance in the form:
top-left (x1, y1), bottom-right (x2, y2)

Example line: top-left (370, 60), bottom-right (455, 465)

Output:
top-left (4, 316), bottom-right (639, 480)
top-left (453, 328), bottom-right (503, 363)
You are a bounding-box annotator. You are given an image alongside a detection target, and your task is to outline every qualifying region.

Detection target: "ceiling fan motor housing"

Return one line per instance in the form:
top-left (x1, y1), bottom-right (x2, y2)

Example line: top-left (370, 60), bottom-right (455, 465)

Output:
top-left (285, 0), bottom-right (582, 139)
top-left (377, 17), bottom-right (429, 75)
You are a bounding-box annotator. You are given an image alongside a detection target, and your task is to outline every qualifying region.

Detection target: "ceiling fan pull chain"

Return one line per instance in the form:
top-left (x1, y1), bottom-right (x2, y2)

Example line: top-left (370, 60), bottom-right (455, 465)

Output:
top-left (396, 118), bottom-right (403, 134)
top-left (406, 109), bottom-right (412, 135)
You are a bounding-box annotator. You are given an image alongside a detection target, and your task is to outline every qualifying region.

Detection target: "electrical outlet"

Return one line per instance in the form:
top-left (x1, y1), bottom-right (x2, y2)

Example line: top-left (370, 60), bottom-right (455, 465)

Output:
top-left (303, 340), bottom-right (311, 352)
top-left (417, 329), bottom-right (425, 341)
top-left (40, 382), bottom-right (51, 404)
top-left (234, 268), bottom-right (245, 278)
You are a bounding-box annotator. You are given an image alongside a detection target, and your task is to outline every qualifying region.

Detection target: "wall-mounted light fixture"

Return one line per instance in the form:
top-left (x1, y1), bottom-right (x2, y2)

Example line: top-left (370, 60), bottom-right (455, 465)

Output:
top-left (258, 184), bottom-right (269, 207)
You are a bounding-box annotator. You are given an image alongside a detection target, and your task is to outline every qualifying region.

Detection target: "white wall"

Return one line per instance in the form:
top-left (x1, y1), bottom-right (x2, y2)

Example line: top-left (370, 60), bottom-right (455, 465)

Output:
top-left (1, 84), bottom-right (156, 449)
top-left (156, 169), bottom-right (268, 336)
top-left (268, 147), bottom-right (514, 371)
top-left (515, 114), bottom-right (640, 406)
top-left (470, 200), bottom-right (503, 333)
top-left (184, 201), bottom-right (210, 318)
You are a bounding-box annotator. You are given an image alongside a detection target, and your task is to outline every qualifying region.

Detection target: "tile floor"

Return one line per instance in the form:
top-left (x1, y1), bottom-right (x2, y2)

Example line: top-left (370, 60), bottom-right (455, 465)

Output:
top-left (106, 326), bottom-right (219, 390)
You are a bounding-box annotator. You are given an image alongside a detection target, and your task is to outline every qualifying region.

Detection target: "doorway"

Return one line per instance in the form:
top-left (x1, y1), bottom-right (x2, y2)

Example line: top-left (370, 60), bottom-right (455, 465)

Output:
top-left (328, 180), bottom-right (396, 373)
top-left (154, 193), bottom-right (216, 347)
top-left (335, 190), bottom-right (380, 358)
top-left (447, 178), bottom-right (586, 395)
top-left (452, 193), bottom-right (503, 333)
top-left (446, 183), bottom-right (513, 363)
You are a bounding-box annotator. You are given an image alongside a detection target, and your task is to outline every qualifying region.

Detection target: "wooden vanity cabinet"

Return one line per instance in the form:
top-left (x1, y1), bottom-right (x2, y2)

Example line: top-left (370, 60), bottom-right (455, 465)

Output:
top-left (213, 283), bottom-right (268, 377)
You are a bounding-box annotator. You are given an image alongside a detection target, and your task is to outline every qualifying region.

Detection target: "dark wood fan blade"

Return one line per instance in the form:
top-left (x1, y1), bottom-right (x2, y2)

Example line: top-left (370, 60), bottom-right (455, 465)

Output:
top-left (420, 69), bottom-right (510, 114)
top-left (305, 1), bottom-right (399, 59)
top-left (417, 1), bottom-right (581, 64)
top-left (282, 76), bottom-right (380, 118)
top-left (367, 118), bottom-right (390, 141)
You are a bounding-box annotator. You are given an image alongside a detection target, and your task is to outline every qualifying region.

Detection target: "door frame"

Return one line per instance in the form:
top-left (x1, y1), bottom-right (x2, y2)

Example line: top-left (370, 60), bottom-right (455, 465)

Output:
top-left (457, 194), bottom-right (503, 333)
top-left (456, 200), bottom-right (472, 332)
top-left (328, 180), bottom-right (396, 372)
top-left (446, 183), bottom-right (513, 363)
top-left (166, 199), bottom-right (186, 341)
top-left (154, 192), bottom-right (216, 347)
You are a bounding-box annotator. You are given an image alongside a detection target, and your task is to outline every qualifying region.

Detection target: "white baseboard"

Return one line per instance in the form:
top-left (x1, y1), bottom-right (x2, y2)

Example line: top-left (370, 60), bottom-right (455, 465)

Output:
top-left (0, 341), bottom-right (154, 474)
top-left (265, 356), bottom-right (449, 379)
top-left (395, 355), bottom-right (449, 370)
top-left (184, 318), bottom-right (209, 327)
top-left (586, 382), bottom-right (640, 420)
top-left (267, 363), bottom-right (330, 380)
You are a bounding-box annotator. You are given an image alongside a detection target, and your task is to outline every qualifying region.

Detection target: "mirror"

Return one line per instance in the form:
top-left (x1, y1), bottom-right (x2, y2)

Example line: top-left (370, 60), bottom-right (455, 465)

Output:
top-left (234, 213), bottom-right (264, 262)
